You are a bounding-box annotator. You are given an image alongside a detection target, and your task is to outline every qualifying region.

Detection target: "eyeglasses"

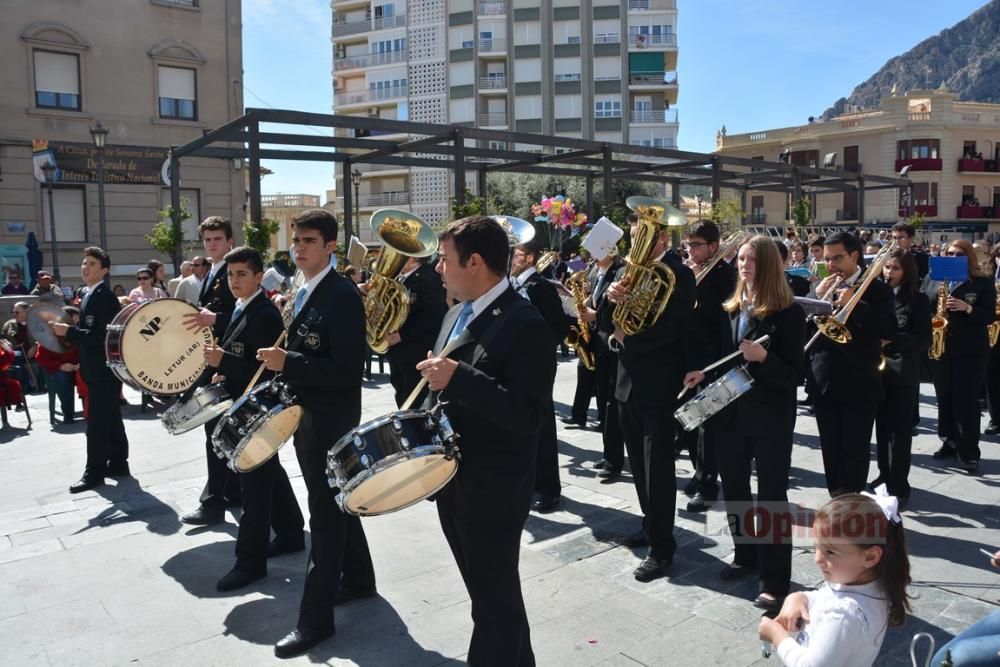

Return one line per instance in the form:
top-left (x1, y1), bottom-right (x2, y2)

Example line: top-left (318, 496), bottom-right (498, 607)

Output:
top-left (685, 242), bottom-right (707, 249)
top-left (824, 254), bottom-right (848, 263)
top-left (138, 277), bottom-right (151, 281)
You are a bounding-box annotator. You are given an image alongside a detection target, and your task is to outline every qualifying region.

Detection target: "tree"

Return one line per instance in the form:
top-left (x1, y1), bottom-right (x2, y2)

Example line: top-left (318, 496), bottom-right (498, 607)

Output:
top-left (149, 196), bottom-right (191, 271)
top-left (242, 218), bottom-right (281, 263)
top-left (449, 188), bottom-right (485, 221)
top-left (709, 197), bottom-right (745, 231)
top-left (790, 197), bottom-right (811, 236)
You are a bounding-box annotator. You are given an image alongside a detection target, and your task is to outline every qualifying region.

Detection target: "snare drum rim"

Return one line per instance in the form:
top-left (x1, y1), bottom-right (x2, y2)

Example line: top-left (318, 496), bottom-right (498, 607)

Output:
top-left (329, 409), bottom-right (440, 457)
top-left (227, 403), bottom-right (302, 473)
top-left (333, 445), bottom-right (459, 517)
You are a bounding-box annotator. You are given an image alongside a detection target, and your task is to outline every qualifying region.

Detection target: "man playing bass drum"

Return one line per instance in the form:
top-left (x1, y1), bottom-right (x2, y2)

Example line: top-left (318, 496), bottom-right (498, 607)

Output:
top-left (682, 236), bottom-right (805, 612)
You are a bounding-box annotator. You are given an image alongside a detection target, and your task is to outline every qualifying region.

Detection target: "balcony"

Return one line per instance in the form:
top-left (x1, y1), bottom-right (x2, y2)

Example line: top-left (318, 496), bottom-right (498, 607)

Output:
top-left (478, 76), bottom-right (507, 90)
top-left (628, 70), bottom-right (678, 86)
top-left (629, 108), bottom-right (678, 124)
top-left (478, 37), bottom-right (507, 53)
top-left (334, 48), bottom-right (408, 71)
top-left (957, 205), bottom-right (992, 219)
top-left (957, 158), bottom-right (1000, 172)
top-left (334, 83), bottom-right (408, 106)
top-left (262, 194), bottom-right (321, 208)
top-left (629, 33), bottom-right (677, 48)
top-left (373, 14), bottom-right (406, 30)
top-left (477, 1), bottom-right (506, 16)
top-left (360, 192), bottom-right (409, 208)
top-left (894, 158), bottom-right (942, 172)
top-left (897, 205), bottom-right (938, 217)
top-left (628, 0), bottom-right (676, 10)
top-left (748, 213), bottom-right (767, 225)
top-left (332, 18), bottom-right (370, 38)
top-left (594, 34), bottom-right (620, 44)
top-left (479, 112), bottom-right (507, 126)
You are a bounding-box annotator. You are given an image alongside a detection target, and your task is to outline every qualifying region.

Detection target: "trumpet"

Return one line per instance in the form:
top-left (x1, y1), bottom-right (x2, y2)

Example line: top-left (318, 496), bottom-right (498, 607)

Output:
top-left (988, 283), bottom-right (1000, 347)
top-left (929, 282), bottom-right (949, 360)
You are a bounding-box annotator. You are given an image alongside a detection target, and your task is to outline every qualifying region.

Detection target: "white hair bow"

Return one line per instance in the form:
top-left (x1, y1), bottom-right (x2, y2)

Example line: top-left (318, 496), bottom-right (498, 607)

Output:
top-left (861, 484), bottom-right (902, 525)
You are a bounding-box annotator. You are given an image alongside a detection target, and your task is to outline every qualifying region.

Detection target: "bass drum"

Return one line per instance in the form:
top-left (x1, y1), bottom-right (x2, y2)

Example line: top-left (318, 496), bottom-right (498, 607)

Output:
top-left (326, 409), bottom-right (459, 517)
top-left (105, 299), bottom-right (213, 395)
top-left (212, 381), bottom-right (302, 472)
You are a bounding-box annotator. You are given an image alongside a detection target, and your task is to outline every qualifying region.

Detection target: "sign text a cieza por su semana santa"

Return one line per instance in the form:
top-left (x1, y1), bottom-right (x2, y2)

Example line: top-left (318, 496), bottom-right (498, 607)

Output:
top-left (32, 139), bottom-right (171, 186)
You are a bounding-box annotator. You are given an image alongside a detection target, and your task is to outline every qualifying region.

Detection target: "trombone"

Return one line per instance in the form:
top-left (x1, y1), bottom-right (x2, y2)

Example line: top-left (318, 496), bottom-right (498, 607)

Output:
top-left (695, 230), bottom-right (747, 285)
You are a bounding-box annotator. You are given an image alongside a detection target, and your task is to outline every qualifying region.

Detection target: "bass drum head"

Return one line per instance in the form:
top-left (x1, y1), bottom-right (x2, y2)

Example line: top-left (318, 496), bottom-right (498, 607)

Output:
top-left (343, 450), bottom-right (458, 516)
top-left (118, 299), bottom-right (213, 395)
top-left (233, 405), bottom-right (302, 472)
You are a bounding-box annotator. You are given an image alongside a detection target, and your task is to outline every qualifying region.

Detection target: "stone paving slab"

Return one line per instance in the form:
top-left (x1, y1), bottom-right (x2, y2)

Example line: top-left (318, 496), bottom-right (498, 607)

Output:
top-left (0, 360), bottom-right (996, 665)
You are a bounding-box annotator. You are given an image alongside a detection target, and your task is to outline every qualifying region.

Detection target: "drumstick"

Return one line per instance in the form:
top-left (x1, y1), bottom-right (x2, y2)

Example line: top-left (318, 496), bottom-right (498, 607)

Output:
top-left (18, 343), bottom-right (39, 389)
top-left (676, 335), bottom-right (771, 400)
top-left (243, 330), bottom-right (286, 398)
top-left (400, 338), bottom-right (463, 411)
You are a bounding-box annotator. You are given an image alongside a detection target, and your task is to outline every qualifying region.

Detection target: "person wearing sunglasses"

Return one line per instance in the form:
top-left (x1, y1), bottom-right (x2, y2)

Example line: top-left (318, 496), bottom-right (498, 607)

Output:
top-left (127, 269), bottom-right (168, 304)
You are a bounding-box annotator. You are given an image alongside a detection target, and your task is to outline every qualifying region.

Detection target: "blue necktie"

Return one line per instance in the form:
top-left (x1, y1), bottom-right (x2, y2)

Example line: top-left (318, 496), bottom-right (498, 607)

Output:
top-left (231, 303), bottom-right (244, 323)
top-left (81, 287), bottom-right (92, 313)
top-left (447, 302), bottom-right (475, 344)
top-left (293, 288), bottom-right (307, 317)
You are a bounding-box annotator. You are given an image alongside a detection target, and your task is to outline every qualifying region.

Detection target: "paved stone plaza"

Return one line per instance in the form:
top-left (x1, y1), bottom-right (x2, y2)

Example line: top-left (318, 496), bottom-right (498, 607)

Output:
top-left (0, 358), bottom-right (997, 666)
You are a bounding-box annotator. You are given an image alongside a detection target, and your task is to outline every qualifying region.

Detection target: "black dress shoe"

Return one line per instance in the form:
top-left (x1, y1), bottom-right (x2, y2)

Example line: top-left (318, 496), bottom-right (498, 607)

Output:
top-left (532, 495), bottom-right (560, 512)
top-left (932, 444), bottom-right (958, 460)
top-left (720, 563), bottom-right (757, 581)
top-left (753, 593), bottom-right (784, 612)
top-left (181, 506), bottom-right (225, 525)
top-left (69, 477), bottom-right (104, 494)
top-left (685, 491), bottom-right (717, 513)
top-left (682, 478), bottom-right (701, 497)
top-left (217, 566), bottom-right (266, 592)
top-left (596, 466), bottom-right (621, 481)
top-left (621, 530), bottom-right (648, 548)
top-left (268, 536), bottom-right (306, 558)
top-left (633, 556), bottom-right (672, 582)
top-left (334, 585), bottom-right (377, 606)
top-left (962, 459), bottom-right (980, 474)
top-left (274, 627), bottom-right (335, 659)
top-left (591, 459), bottom-right (609, 470)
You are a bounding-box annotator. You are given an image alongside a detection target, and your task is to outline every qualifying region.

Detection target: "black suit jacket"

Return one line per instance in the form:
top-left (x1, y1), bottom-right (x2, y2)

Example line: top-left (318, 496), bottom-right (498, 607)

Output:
top-left (810, 276), bottom-right (895, 403)
top-left (199, 262), bottom-right (236, 341)
top-left (432, 286), bottom-right (557, 527)
top-left (690, 260), bottom-right (737, 368)
top-left (64, 281), bottom-right (121, 385)
top-left (708, 303), bottom-right (805, 437)
top-left (591, 257), bottom-right (624, 354)
top-left (215, 291), bottom-right (283, 396)
top-left (522, 271), bottom-right (572, 341)
top-left (614, 253), bottom-right (696, 408)
top-left (942, 276), bottom-right (996, 356)
top-left (882, 290), bottom-right (931, 382)
top-left (282, 269), bottom-right (366, 437)
top-left (388, 263), bottom-right (447, 368)
top-left (786, 272), bottom-right (811, 298)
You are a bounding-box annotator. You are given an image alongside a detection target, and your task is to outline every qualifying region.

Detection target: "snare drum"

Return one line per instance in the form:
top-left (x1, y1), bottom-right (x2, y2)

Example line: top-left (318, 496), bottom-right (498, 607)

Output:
top-left (211, 381), bottom-right (301, 473)
top-left (326, 409), bottom-right (459, 517)
top-left (105, 299), bottom-right (213, 395)
top-left (161, 384), bottom-right (232, 435)
top-left (674, 366), bottom-right (755, 432)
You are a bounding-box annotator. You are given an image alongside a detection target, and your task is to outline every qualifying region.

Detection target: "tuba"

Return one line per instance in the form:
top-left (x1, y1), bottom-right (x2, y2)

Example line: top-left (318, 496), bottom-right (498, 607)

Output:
top-left (365, 208), bottom-right (439, 354)
top-left (929, 282), bottom-right (949, 360)
top-left (612, 196), bottom-right (686, 336)
top-left (564, 267), bottom-right (596, 370)
top-left (988, 283), bottom-right (1000, 348)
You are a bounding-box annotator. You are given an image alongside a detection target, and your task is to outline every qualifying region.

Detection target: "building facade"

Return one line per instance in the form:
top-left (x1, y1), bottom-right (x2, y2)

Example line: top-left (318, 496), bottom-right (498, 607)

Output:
top-left (262, 193), bottom-right (323, 251)
top-left (715, 88), bottom-right (1000, 242)
top-left (332, 0), bottom-right (679, 232)
top-left (0, 0), bottom-right (245, 282)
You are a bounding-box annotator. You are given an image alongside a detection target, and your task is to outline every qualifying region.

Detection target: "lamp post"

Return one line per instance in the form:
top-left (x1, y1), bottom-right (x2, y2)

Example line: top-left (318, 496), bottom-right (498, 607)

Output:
top-left (41, 162), bottom-right (61, 283)
top-left (89, 121), bottom-right (109, 250)
top-left (696, 193), bottom-right (704, 220)
top-left (351, 168), bottom-right (361, 241)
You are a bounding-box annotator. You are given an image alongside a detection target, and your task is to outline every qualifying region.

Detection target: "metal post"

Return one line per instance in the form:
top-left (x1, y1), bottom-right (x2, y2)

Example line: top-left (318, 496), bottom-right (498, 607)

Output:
top-left (740, 187), bottom-right (748, 226)
top-left (353, 177), bottom-right (360, 240)
top-left (453, 129), bottom-right (466, 207)
top-left (248, 117), bottom-right (263, 230)
top-left (45, 182), bottom-right (61, 283)
top-left (907, 183), bottom-right (914, 219)
top-left (477, 168), bottom-right (487, 214)
top-left (169, 149), bottom-right (181, 271)
top-left (670, 180), bottom-right (682, 250)
top-left (342, 159), bottom-right (353, 240)
top-left (602, 144), bottom-right (612, 215)
top-left (857, 176), bottom-right (866, 226)
top-left (710, 156), bottom-right (721, 203)
top-left (96, 147), bottom-right (107, 250)
top-left (585, 174), bottom-right (594, 225)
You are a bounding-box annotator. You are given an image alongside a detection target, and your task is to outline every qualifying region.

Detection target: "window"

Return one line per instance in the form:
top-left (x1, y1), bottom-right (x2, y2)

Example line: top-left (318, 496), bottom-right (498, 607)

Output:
top-left (963, 140), bottom-right (978, 158)
top-left (962, 185), bottom-right (976, 205)
top-left (374, 38), bottom-right (406, 53)
top-left (158, 66), bottom-right (197, 120)
top-left (595, 98), bottom-right (621, 118)
top-left (488, 140), bottom-right (507, 151)
top-left (41, 186), bottom-right (86, 243)
top-left (160, 188), bottom-right (201, 240)
top-left (369, 78), bottom-right (406, 91)
top-left (33, 50), bottom-right (80, 110)
top-left (912, 182), bottom-right (938, 206)
top-left (897, 139), bottom-right (939, 160)
top-left (373, 3), bottom-right (394, 18)
top-left (554, 73), bottom-right (581, 81)
top-left (567, 35), bottom-right (580, 44)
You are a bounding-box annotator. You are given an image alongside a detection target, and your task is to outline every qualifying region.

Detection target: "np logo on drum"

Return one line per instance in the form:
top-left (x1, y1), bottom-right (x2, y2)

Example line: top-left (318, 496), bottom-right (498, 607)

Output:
top-left (139, 316), bottom-right (165, 341)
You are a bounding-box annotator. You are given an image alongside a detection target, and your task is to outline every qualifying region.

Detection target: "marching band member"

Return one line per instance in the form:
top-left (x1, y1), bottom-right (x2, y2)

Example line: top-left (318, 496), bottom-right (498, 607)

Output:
top-left (417, 215), bottom-right (556, 665)
top-left (181, 217), bottom-right (238, 525)
top-left (202, 247), bottom-right (304, 592)
top-left (681, 221), bottom-right (736, 511)
top-left (607, 217), bottom-right (696, 582)
top-left (871, 249), bottom-right (930, 506)
top-left (682, 235), bottom-right (805, 610)
top-left (511, 240), bottom-right (572, 512)
top-left (385, 255), bottom-right (447, 407)
top-left (589, 248), bottom-right (626, 480)
top-left (930, 239), bottom-right (996, 474)
top-left (890, 222), bottom-right (929, 281)
top-left (810, 232), bottom-right (895, 495)
top-left (257, 209), bottom-right (375, 658)
top-left (51, 247), bottom-right (129, 493)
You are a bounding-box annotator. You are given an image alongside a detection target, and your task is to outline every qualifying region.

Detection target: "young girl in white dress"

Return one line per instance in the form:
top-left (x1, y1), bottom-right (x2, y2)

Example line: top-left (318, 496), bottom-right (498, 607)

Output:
top-left (759, 487), bottom-right (912, 666)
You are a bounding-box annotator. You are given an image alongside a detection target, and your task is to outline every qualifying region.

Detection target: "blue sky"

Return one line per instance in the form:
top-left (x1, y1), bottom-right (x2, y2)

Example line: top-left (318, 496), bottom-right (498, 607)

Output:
top-left (243, 0), bottom-right (990, 199)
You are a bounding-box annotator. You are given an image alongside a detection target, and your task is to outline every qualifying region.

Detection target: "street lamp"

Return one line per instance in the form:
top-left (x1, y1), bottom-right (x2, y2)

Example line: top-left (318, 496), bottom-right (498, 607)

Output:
top-left (696, 193), bottom-right (704, 219)
top-left (89, 121), bottom-right (110, 250)
top-left (351, 168), bottom-right (361, 241)
top-left (41, 162), bottom-right (61, 283)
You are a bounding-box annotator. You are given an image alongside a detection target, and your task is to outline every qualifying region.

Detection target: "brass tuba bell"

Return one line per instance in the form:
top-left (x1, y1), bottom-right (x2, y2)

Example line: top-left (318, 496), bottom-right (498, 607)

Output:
top-left (365, 208), bottom-right (439, 354)
top-left (611, 196), bottom-right (685, 336)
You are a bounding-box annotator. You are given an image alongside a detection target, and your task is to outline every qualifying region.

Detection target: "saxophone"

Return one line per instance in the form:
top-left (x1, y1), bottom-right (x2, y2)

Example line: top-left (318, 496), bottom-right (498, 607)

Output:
top-left (989, 283), bottom-right (1000, 347)
top-left (929, 283), bottom-right (948, 360)
top-left (564, 268), bottom-right (596, 370)
top-left (612, 196), bottom-right (684, 336)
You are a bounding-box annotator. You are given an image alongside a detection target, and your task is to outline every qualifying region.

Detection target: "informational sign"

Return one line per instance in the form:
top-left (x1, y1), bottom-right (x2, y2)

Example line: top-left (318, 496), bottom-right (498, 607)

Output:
top-left (31, 139), bottom-right (171, 186)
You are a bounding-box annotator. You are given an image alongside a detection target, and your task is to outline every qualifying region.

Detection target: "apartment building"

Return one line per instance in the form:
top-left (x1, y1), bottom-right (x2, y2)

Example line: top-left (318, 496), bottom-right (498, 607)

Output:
top-left (715, 88), bottom-right (1000, 240)
top-left (0, 0), bottom-right (244, 280)
top-left (332, 0), bottom-right (679, 233)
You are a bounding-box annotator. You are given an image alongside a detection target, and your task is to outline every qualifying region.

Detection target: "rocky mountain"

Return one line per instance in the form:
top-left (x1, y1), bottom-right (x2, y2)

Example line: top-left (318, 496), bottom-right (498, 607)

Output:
top-left (822, 0), bottom-right (1000, 119)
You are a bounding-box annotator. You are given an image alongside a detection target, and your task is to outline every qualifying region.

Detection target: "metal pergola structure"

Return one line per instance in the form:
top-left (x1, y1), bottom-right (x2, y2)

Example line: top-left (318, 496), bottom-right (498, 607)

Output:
top-left (170, 108), bottom-right (910, 244)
